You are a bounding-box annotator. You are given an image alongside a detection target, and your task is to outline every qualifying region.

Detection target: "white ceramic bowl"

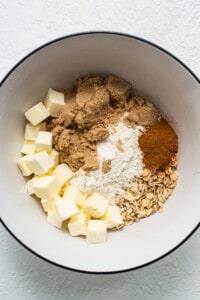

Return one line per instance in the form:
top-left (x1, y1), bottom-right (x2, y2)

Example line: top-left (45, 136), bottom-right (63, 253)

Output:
top-left (0, 32), bottom-right (200, 274)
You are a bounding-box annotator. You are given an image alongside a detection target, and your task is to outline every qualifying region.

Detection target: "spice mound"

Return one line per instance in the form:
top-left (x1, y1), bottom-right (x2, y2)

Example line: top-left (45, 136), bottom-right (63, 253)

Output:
top-left (139, 119), bottom-right (178, 170)
top-left (18, 74), bottom-right (178, 243)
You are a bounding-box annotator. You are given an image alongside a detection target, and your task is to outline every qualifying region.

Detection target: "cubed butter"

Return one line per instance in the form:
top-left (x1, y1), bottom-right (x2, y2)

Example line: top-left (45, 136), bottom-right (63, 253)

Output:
top-left (55, 195), bottom-right (79, 221)
top-left (25, 176), bottom-right (38, 195)
top-left (101, 205), bottom-right (123, 229)
top-left (83, 192), bottom-right (108, 218)
top-left (26, 151), bottom-right (54, 175)
top-left (43, 169), bottom-right (54, 176)
top-left (75, 192), bottom-right (87, 207)
top-left (86, 220), bottom-right (107, 243)
top-left (58, 183), bottom-right (68, 197)
top-left (68, 213), bottom-right (90, 236)
top-left (49, 149), bottom-right (59, 169)
top-left (33, 176), bottom-right (62, 201)
top-left (63, 185), bottom-right (83, 203)
top-left (21, 140), bottom-right (35, 155)
top-left (35, 131), bottom-right (52, 152)
top-left (25, 102), bottom-right (50, 126)
top-left (41, 195), bottom-right (60, 212)
top-left (44, 88), bottom-right (65, 117)
top-left (41, 198), bottom-right (49, 212)
top-left (17, 155), bottom-right (33, 176)
top-left (53, 163), bottom-right (74, 186)
top-left (47, 210), bottom-right (62, 228)
top-left (63, 185), bottom-right (85, 207)
top-left (24, 122), bottom-right (46, 140)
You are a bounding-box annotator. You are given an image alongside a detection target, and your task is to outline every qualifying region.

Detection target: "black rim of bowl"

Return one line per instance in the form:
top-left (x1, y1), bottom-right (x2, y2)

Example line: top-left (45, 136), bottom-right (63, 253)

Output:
top-left (0, 31), bottom-right (200, 275)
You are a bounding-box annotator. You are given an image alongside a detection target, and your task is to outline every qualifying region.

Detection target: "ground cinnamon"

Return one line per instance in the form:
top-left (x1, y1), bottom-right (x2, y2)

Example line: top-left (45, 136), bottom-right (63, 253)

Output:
top-left (139, 119), bottom-right (178, 170)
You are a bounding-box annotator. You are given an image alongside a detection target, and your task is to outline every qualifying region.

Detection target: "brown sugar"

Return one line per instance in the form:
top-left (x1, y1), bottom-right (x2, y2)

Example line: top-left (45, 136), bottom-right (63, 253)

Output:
top-left (102, 160), bottom-right (112, 173)
top-left (116, 139), bottom-right (124, 152)
top-left (139, 119), bottom-right (178, 170)
top-left (46, 75), bottom-right (134, 172)
top-left (105, 75), bottom-right (132, 107)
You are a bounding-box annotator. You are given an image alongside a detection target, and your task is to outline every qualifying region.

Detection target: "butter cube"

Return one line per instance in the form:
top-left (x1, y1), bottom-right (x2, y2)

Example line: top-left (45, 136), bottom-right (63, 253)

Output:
top-left (41, 198), bottom-right (49, 212)
top-left (86, 220), bottom-right (107, 243)
top-left (49, 149), bottom-right (59, 168)
top-left (63, 185), bottom-right (80, 200)
top-left (101, 205), bottom-right (123, 229)
top-left (63, 185), bottom-right (85, 206)
top-left (24, 122), bottom-right (46, 141)
top-left (55, 195), bottom-right (79, 221)
top-left (26, 151), bottom-right (53, 175)
top-left (25, 176), bottom-right (38, 195)
top-left (83, 192), bottom-right (108, 218)
top-left (44, 88), bottom-right (65, 117)
top-left (33, 176), bottom-right (62, 201)
top-left (44, 169), bottom-right (54, 176)
top-left (53, 163), bottom-right (74, 186)
top-left (21, 140), bottom-right (35, 155)
top-left (35, 131), bottom-right (52, 152)
top-left (47, 210), bottom-right (62, 228)
top-left (68, 213), bottom-right (90, 236)
top-left (58, 183), bottom-right (68, 197)
top-left (25, 102), bottom-right (50, 126)
top-left (17, 155), bottom-right (33, 176)
top-left (41, 195), bottom-right (60, 212)
top-left (75, 192), bottom-right (87, 207)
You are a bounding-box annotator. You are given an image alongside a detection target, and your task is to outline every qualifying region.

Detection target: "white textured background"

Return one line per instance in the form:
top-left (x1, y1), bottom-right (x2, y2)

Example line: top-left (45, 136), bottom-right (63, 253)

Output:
top-left (0, 1), bottom-right (199, 299)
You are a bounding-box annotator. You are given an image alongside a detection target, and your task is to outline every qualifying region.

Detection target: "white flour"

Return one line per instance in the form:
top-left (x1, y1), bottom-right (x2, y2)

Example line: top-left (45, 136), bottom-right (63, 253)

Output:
top-left (71, 122), bottom-right (144, 202)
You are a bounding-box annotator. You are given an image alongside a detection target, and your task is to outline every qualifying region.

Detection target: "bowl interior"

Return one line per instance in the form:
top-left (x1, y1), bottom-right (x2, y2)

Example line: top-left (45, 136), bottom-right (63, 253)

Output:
top-left (0, 33), bottom-right (200, 273)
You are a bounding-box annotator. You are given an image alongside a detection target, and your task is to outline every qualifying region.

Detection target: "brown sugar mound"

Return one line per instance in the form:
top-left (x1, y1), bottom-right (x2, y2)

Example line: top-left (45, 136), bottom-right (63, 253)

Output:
top-left (46, 75), bottom-right (134, 172)
top-left (105, 75), bottom-right (132, 108)
top-left (139, 119), bottom-right (178, 170)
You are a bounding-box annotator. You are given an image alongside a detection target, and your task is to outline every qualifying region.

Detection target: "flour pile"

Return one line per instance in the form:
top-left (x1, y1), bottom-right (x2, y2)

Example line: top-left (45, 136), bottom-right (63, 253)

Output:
top-left (71, 122), bottom-right (145, 201)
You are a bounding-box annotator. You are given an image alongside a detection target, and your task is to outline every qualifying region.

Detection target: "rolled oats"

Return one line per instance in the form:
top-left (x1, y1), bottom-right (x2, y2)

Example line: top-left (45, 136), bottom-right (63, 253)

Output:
top-left (115, 156), bottom-right (178, 228)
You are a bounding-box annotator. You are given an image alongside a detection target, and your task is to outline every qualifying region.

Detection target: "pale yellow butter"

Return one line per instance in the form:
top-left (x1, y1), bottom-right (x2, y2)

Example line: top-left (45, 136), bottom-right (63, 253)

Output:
top-left (17, 155), bottom-right (33, 176)
top-left (68, 213), bottom-right (91, 236)
top-left (21, 140), bottom-right (35, 155)
top-left (41, 195), bottom-right (60, 212)
top-left (33, 176), bottom-right (62, 201)
top-left (41, 198), bottom-right (50, 212)
top-left (49, 149), bottom-right (59, 169)
top-left (35, 131), bottom-right (52, 152)
top-left (101, 205), bottom-right (123, 229)
top-left (25, 102), bottom-right (50, 126)
top-left (83, 192), bottom-right (108, 218)
top-left (74, 192), bottom-right (87, 207)
top-left (86, 220), bottom-right (107, 243)
top-left (55, 194), bottom-right (79, 221)
top-left (24, 122), bottom-right (46, 141)
top-left (26, 151), bottom-right (54, 175)
top-left (63, 185), bottom-right (84, 204)
top-left (25, 176), bottom-right (38, 195)
top-left (44, 88), bottom-right (65, 117)
top-left (53, 163), bottom-right (74, 186)
top-left (47, 210), bottom-right (62, 228)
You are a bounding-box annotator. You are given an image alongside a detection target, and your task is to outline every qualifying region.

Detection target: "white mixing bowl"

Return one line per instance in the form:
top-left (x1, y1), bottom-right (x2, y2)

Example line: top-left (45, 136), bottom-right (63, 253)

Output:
top-left (0, 32), bottom-right (199, 274)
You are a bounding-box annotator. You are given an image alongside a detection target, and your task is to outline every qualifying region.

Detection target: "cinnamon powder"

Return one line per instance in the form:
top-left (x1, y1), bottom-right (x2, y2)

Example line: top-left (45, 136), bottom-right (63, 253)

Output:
top-left (139, 119), bottom-right (178, 170)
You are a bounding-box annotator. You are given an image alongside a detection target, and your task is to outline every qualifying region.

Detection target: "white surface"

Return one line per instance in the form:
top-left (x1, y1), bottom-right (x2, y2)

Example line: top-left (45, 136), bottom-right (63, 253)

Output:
top-left (0, 0), bottom-right (199, 298)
